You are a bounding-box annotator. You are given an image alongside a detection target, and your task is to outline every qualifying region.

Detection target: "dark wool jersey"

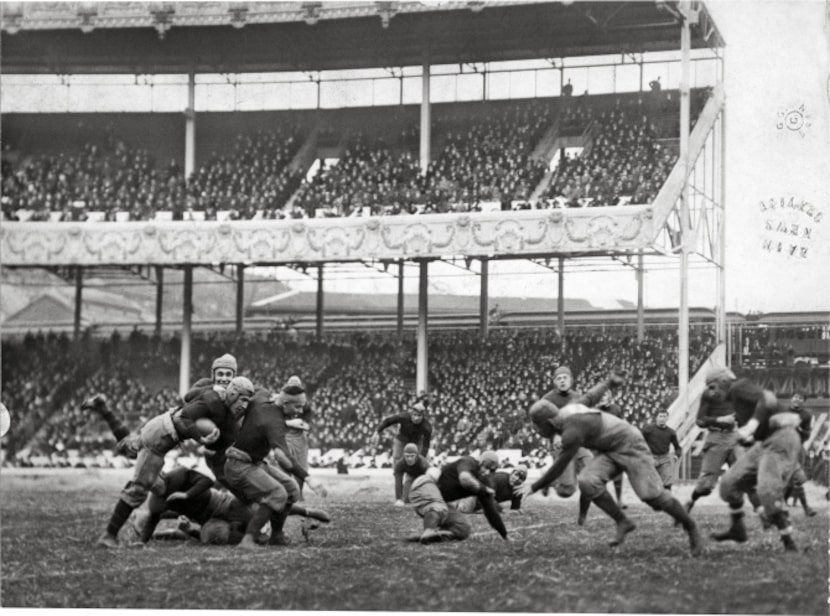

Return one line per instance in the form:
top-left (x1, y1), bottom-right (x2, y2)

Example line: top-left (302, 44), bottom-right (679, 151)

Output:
top-left (532, 382), bottom-right (612, 439)
top-left (487, 471), bottom-right (522, 510)
top-left (437, 457), bottom-right (507, 538)
top-left (232, 388), bottom-right (293, 464)
top-left (751, 395), bottom-right (810, 442)
top-left (697, 378), bottom-right (764, 430)
top-left (161, 467), bottom-right (215, 524)
top-left (393, 454), bottom-right (430, 480)
top-left (641, 423), bottom-right (681, 456)
top-left (542, 388), bottom-right (582, 409)
top-left (532, 412), bottom-right (607, 492)
top-left (172, 389), bottom-right (235, 443)
top-left (796, 408), bottom-right (813, 442)
top-left (728, 378), bottom-right (768, 427)
top-left (376, 413), bottom-right (433, 454)
top-left (180, 382), bottom-right (237, 456)
top-left (600, 402), bottom-right (624, 419)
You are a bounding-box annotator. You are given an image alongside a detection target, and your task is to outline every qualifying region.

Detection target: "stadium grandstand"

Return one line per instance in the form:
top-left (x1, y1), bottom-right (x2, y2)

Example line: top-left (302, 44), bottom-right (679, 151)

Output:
top-left (1, 0), bottom-right (827, 486)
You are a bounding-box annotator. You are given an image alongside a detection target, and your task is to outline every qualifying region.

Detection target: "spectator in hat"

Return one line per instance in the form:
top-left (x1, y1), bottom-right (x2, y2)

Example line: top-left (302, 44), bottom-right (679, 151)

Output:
top-left (371, 399), bottom-right (433, 506)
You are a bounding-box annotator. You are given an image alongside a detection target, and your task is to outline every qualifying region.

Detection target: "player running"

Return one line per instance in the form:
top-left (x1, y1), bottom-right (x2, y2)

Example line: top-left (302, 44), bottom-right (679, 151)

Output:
top-left (518, 395), bottom-right (703, 556)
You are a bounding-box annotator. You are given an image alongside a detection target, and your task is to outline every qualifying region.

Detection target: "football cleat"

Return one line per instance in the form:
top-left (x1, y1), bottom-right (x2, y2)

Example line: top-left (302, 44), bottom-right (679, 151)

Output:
top-left (96, 532), bottom-right (120, 549)
top-left (269, 531), bottom-right (291, 547)
top-left (608, 518), bottom-right (636, 547)
top-left (237, 534), bottom-right (262, 550)
top-left (305, 508), bottom-right (331, 523)
top-left (419, 528), bottom-right (441, 544)
top-left (710, 520), bottom-right (747, 543)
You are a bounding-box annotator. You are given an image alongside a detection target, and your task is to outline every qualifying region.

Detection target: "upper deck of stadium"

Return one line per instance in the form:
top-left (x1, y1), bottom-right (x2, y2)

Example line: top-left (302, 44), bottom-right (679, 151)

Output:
top-left (1, 1), bottom-right (724, 74)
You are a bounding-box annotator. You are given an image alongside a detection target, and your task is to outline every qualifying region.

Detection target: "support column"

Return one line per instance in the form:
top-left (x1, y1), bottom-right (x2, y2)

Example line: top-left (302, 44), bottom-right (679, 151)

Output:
top-left (636, 252), bottom-right (645, 343)
top-left (73, 266), bottom-right (83, 341)
top-left (316, 264), bottom-right (324, 341)
top-left (678, 3), bottom-right (692, 409)
top-left (416, 260), bottom-right (429, 394)
top-left (185, 72), bottom-right (196, 178)
top-left (479, 257), bottom-right (489, 338)
top-left (717, 58), bottom-right (727, 346)
top-left (179, 266), bottom-right (193, 397)
top-left (154, 266), bottom-right (164, 338)
top-left (236, 264), bottom-right (245, 335)
top-left (737, 325), bottom-right (744, 368)
top-left (419, 51), bottom-right (431, 175)
top-left (725, 321), bottom-right (732, 367)
top-left (557, 257), bottom-right (565, 351)
top-left (397, 260), bottom-right (405, 338)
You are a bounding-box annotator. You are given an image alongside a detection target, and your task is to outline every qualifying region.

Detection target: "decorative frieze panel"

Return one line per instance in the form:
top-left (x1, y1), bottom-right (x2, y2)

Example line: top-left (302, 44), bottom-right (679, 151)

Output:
top-left (1, 207), bottom-right (655, 266)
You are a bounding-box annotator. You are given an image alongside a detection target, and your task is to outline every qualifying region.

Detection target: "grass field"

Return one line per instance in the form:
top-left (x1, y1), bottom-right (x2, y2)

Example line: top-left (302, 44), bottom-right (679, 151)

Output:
top-left (1, 468), bottom-right (827, 613)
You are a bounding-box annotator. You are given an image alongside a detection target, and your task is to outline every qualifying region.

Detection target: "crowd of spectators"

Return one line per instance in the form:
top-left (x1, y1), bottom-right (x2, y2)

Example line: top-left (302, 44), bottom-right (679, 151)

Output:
top-left (2, 324), bottom-right (720, 469)
top-left (543, 101), bottom-right (675, 207)
top-left (732, 324), bottom-right (830, 368)
top-left (2, 91), bottom-right (711, 222)
top-left (1, 127), bottom-right (305, 222)
top-left (292, 100), bottom-right (555, 217)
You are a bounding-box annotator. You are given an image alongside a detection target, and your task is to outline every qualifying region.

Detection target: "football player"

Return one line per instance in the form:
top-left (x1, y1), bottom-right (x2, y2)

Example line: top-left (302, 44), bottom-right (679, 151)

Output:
top-left (407, 450), bottom-right (508, 544)
top-left (131, 465), bottom-right (330, 545)
top-left (450, 465), bottom-right (528, 514)
top-left (223, 386), bottom-right (326, 549)
top-left (371, 399), bottom-right (433, 506)
top-left (712, 379), bottom-right (812, 552)
top-left (96, 376), bottom-right (254, 548)
top-left (518, 396), bottom-right (702, 556)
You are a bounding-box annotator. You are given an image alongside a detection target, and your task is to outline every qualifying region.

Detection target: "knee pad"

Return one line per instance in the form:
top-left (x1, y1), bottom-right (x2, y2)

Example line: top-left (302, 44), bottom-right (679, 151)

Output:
top-left (555, 485), bottom-right (577, 498)
top-left (576, 476), bottom-right (603, 500)
top-left (453, 520), bottom-right (472, 540)
top-left (284, 479), bottom-right (301, 505)
top-left (261, 486), bottom-right (288, 512)
top-left (444, 512), bottom-right (472, 540)
top-left (122, 481), bottom-right (149, 508)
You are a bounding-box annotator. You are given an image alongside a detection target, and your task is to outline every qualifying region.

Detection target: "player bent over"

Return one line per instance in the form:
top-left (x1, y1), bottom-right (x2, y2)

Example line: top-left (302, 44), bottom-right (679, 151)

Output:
top-left (132, 465), bottom-right (330, 545)
top-left (531, 369), bottom-right (625, 524)
top-left (407, 451), bottom-right (508, 544)
top-left (224, 387), bottom-right (326, 549)
top-left (96, 377), bottom-right (254, 548)
top-left (518, 400), bottom-right (703, 556)
top-left (450, 466), bottom-right (528, 514)
top-left (712, 380), bottom-right (810, 552)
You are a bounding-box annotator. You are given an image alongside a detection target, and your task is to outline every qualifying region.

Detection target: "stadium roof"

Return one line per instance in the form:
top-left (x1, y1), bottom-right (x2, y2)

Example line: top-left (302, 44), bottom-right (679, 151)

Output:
top-left (0, 1), bottom-right (724, 75)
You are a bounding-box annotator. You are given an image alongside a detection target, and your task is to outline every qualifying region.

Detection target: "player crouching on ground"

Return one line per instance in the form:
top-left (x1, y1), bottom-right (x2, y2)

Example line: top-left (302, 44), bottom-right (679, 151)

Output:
top-left (518, 394), bottom-right (703, 556)
top-left (407, 451), bottom-right (508, 544)
top-left (96, 376), bottom-right (255, 548)
top-left (450, 466), bottom-right (528, 514)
